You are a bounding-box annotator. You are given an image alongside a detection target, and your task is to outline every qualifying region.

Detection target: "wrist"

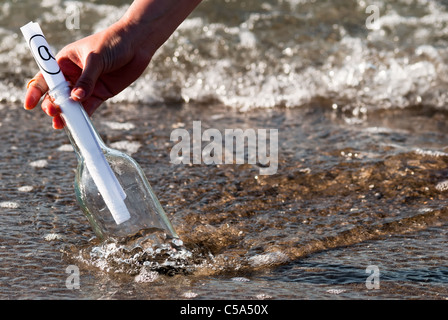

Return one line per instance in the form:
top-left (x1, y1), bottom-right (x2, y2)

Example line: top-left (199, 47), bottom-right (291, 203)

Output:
top-left (118, 0), bottom-right (202, 55)
top-left (117, 1), bottom-right (167, 55)
top-left (111, 17), bottom-right (153, 56)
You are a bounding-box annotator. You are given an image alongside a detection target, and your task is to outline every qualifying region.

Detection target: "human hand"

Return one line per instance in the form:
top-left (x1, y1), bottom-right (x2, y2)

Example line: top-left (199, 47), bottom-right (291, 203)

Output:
top-left (24, 0), bottom-right (202, 129)
top-left (24, 21), bottom-right (153, 129)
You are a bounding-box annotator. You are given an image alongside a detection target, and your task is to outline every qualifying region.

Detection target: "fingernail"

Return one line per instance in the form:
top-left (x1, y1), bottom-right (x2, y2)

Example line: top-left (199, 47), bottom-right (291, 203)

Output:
top-left (72, 88), bottom-right (85, 100)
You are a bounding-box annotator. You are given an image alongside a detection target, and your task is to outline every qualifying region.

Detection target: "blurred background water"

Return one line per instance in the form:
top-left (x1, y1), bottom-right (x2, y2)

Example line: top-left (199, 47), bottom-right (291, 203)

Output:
top-left (0, 0), bottom-right (447, 299)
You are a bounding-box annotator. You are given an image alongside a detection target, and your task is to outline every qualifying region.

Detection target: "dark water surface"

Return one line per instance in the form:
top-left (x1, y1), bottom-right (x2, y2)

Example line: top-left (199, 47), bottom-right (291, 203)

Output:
top-left (1, 101), bottom-right (447, 299)
top-left (0, 0), bottom-right (448, 300)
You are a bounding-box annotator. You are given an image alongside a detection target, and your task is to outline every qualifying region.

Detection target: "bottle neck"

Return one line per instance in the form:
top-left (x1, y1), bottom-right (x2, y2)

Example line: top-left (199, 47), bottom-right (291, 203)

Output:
top-left (50, 82), bottom-right (107, 161)
top-left (63, 112), bottom-right (107, 161)
top-left (64, 125), bottom-right (82, 161)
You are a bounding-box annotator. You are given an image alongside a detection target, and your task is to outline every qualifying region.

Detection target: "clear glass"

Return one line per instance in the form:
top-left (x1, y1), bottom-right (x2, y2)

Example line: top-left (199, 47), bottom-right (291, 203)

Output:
top-left (51, 85), bottom-right (179, 247)
top-left (73, 133), bottom-right (179, 243)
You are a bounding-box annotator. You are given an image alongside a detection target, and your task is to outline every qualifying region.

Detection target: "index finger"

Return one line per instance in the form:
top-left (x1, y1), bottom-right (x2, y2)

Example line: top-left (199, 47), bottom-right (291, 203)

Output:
top-left (24, 72), bottom-right (49, 110)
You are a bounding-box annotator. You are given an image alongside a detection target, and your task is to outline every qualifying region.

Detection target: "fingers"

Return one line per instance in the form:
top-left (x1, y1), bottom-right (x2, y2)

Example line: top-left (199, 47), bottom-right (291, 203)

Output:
top-left (41, 95), bottom-right (61, 117)
top-left (71, 52), bottom-right (103, 102)
top-left (39, 94), bottom-right (64, 129)
top-left (24, 73), bottom-right (48, 110)
top-left (24, 72), bottom-right (64, 129)
top-left (25, 71), bottom-right (64, 130)
top-left (25, 48), bottom-right (105, 130)
top-left (52, 115), bottom-right (65, 130)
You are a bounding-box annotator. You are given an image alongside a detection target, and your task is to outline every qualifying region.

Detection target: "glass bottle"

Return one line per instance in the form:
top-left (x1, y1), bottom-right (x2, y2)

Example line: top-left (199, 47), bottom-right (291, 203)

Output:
top-left (21, 21), bottom-right (179, 249)
top-left (52, 85), bottom-right (179, 247)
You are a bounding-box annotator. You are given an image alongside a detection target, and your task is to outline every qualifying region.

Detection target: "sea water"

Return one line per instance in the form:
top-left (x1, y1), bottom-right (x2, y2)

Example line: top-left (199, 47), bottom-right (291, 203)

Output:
top-left (0, 0), bottom-right (447, 299)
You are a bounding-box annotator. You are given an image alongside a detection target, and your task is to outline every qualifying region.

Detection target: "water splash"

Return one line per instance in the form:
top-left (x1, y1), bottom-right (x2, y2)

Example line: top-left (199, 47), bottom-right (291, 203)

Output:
top-left (67, 231), bottom-right (214, 279)
top-left (436, 180), bottom-right (448, 192)
top-left (4, 0), bottom-right (448, 111)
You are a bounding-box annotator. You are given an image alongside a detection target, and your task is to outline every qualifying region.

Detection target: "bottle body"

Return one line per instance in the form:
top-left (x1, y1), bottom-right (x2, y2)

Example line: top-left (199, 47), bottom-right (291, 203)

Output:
top-left (50, 83), bottom-right (179, 246)
top-left (74, 144), bottom-right (178, 244)
top-left (21, 26), bottom-right (178, 248)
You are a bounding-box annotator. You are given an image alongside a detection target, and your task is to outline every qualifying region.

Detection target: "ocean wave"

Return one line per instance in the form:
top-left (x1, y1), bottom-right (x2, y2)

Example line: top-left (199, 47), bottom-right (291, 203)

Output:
top-left (2, 0), bottom-right (448, 111)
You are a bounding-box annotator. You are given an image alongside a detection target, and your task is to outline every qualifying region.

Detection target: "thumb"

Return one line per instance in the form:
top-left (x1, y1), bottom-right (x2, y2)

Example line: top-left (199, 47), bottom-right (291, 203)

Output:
top-left (71, 52), bottom-right (103, 101)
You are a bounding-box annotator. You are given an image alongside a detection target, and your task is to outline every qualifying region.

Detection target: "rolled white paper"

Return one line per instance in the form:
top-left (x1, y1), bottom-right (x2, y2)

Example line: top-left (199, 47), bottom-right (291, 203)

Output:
top-left (21, 22), bottom-right (131, 225)
top-left (20, 22), bottom-right (66, 90)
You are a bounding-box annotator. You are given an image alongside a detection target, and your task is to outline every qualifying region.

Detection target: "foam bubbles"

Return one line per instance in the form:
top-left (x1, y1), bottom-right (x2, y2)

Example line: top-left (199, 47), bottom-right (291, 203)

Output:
top-left (231, 277), bottom-right (250, 282)
top-left (239, 29), bottom-right (257, 48)
top-left (415, 148), bottom-right (448, 158)
top-left (182, 291), bottom-right (199, 298)
top-left (44, 233), bottom-right (63, 241)
top-left (0, 201), bottom-right (19, 209)
top-left (73, 236), bottom-right (204, 276)
top-left (326, 288), bottom-right (346, 295)
top-left (18, 186), bottom-right (33, 192)
top-left (110, 141), bottom-right (142, 155)
top-left (102, 121), bottom-right (135, 131)
top-left (57, 144), bottom-right (73, 152)
top-left (134, 268), bottom-right (160, 283)
top-left (436, 180), bottom-right (448, 192)
top-left (248, 251), bottom-right (289, 268)
top-left (4, 0), bottom-right (448, 112)
top-left (29, 159), bottom-right (48, 168)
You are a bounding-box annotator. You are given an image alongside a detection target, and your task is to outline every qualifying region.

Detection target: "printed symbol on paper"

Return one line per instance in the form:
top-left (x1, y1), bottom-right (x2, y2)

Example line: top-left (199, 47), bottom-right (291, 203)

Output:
top-left (28, 34), bottom-right (61, 75)
top-left (38, 45), bottom-right (55, 61)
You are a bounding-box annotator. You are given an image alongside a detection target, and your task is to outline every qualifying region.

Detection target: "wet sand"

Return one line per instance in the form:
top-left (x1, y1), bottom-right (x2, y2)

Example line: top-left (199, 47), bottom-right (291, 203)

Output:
top-left (0, 101), bottom-right (447, 299)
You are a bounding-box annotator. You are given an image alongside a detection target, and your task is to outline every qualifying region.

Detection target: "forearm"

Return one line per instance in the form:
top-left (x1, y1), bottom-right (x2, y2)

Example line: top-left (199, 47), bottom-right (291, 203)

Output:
top-left (119, 0), bottom-right (202, 53)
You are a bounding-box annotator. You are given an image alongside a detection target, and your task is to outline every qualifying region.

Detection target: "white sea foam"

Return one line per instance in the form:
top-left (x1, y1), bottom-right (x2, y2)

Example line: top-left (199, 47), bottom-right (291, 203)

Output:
top-left (248, 251), bottom-right (289, 267)
top-left (414, 148), bottom-right (448, 158)
top-left (102, 121), bottom-right (135, 131)
top-left (29, 159), bottom-right (48, 168)
top-left (18, 185), bottom-right (33, 192)
top-left (74, 237), bottom-right (199, 276)
top-left (326, 289), bottom-right (347, 295)
top-left (44, 233), bottom-right (63, 241)
top-left (57, 144), bottom-right (73, 152)
top-left (0, 201), bottom-right (19, 209)
top-left (182, 291), bottom-right (199, 298)
top-left (4, 0), bottom-right (448, 112)
top-left (436, 180), bottom-right (448, 192)
top-left (134, 268), bottom-right (160, 283)
top-left (110, 140), bottom-right (142, 155)
top-left (231, 277), bottom-right (250, 282)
